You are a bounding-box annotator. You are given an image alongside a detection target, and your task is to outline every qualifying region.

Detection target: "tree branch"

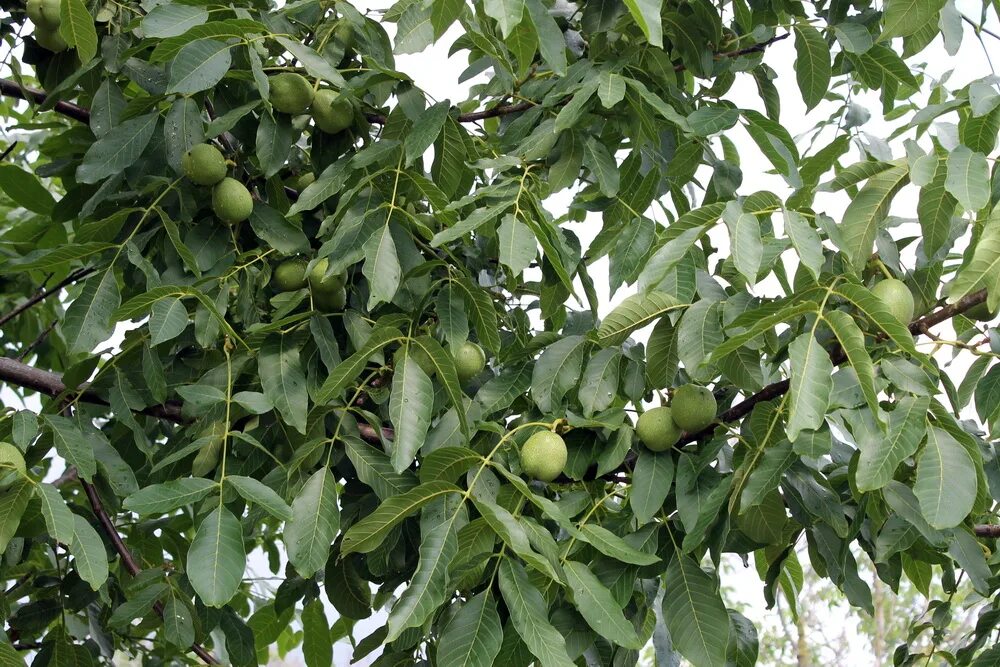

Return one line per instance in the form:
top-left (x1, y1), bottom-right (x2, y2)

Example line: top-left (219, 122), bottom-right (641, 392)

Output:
top-left (0, 267), bottom-right (95, 329)
top-left (0, 78), bottom-right (90, 123)
top-left (80, 480), bottom-right (219, 664)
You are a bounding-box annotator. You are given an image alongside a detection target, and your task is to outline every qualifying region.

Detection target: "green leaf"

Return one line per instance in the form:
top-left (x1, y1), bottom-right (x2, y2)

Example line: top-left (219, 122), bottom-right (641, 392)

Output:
top-left (162, 589), bottom-right (194, 647)
top-left (855, 396), bottom-right (930, 492)
top-left (410, 335), bottom-right (470, 441)
top-left (474, 497), bottom-right (561, 580)
top-left (285, 469), bottom-right (339, 577)
top-left (712, 300), bottom-right (818, 361)
top-left (662, 554), bottom-right (731, 667)
top-left (36, 483), bottom-right (75, 545)
top-left (839, 163), bottom-right (909, 271)
top-left (419, 446), bottom-right (482, 484)
top-left (124, 478), bottom-right (218, 515)
top-left (70, 514), bottom-right (109, 590)
top-left (524, 0), bottom-right (567, 75)
top-left (687, 107), bottom-right (739, 136)
top-left (63, 269), bottom-right (121, 355)
top-left (59, 0), bottom-right (98, 62)
top-left (565, 560), bottom-right (642, 648)
top-left (389, 352), bottom-right (435, 473)
top-left (880, 0), bottom-right (946, 41)
top-left (498, 214), bottom-right (536, 275)
top-left (302, 600), bottom-right (332, 667)
top-left (387, 517), bottom-right (459, 640)
top-left (578, 348), bottom-right (621, 417)
top-left (949, 207), bottom-right (1000, 304)
top-left (345, 437), bottom-right (418, 498)
top-left (0, 165), bottom-right (55, 214)
top-left (168, 39), bottom-right (232, 93)
top-left (0, 639), bottom-right (25, 666)
top-left (621, 0), bottom-right (662, 46)
top-left (227, 476), bottom-right (292, 521)
top-left (0, 481), bottom-right (32, 552)
top-left (597, 291), bottom-right (682, 346)
top-left (483, 0), bottom-right (524, 36)
top-left (405, 101), bottom-right (450, 165)
top-left (786, 332), bottom-right (833, 441)
top-left (676, 299), bottom-right (722, 375)
top-left (945, 145), bottom-right (990, 212)
top-left (259, 334), bottom-right (309, 435)
top-left (531, 335), bottom-right (590, 413)
top-left (42, 415), bottom-right (97, 481)
top-left (315, 327), bottom-right (400, 404)
top-left (583, 136), bottom-right (620, 196)
top-left (498, 559), bottom-right (577, 667)
top-left (783, 210), bottom-right (824, 280)
top-left (149, 297), bottom-right (188, 346)
top-left (76, 112), bottom-right (158, 183)
top-left (577, 524), bottom-right (660, 565)
top-left (831, 283), bottom-right (921, 358)
top-left (823, 310), bottom-right (880, 419)
top-left (915, 426), bottom-right (977, 529)
top-left (187, 506), bottom-right (245, 607)
top-left (141, 4), bottom-right (208, 37)
top-left (274, 36), bottom-right (345, 85)
top-left (341, 481), bottom-right (461, 554)
top-left (436, 592), bottom-right (503, 667)
top-left (793, 24), bottom-right (831, 110)
top-left (724, 201), bottom-right (763, 283)
top-left (630, 449), bottom-right (674, 525)
top-left (363, 223), bottom-right (401, 308)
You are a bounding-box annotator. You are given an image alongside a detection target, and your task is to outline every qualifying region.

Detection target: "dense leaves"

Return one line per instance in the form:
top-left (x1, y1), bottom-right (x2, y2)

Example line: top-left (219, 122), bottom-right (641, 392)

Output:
top-left (0, 0), bottom-right (999, 664)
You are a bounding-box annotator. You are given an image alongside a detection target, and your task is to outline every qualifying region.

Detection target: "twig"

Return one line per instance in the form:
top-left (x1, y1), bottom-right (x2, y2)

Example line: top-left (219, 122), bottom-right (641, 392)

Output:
top-left (960, 13), bottom-right (1000, 41)
top-left (17, 321), bottom-right (57, 361)
top-left (0, 267), bottom-right (95, 329)
top-left (0, 141), bottom-right (18, 162)
top-left (80, 480), bottom-right (219, 664)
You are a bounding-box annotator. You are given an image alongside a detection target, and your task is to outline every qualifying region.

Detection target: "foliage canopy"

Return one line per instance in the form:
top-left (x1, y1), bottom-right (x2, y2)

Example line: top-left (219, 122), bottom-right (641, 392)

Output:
top-left (1, 0), bottom-right (1000, 664)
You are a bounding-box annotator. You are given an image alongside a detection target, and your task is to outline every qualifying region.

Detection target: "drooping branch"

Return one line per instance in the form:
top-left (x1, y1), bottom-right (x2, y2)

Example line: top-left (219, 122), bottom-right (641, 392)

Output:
top-left (80, 480), bottom-right (219, 664)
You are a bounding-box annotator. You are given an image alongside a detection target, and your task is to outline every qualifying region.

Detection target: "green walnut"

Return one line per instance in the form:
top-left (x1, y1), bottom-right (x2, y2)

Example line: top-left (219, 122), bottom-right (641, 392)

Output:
top-left (671, 384), bottom-right (717, 433)
top-left (314, 285), bottom-right (347, 312)
top-left (871, 278), bottom-right (915, 325)
top-left (33, 25), bottom-right (67, 52)
top-left (28, 0), bottom-right (61, 29)
top-left (182, 144), bottom-right (227, 186)
top-left (454, 341), bottom-right (486, 383)
top-left (636, 406), bottom-right (682, 452)
top-left (311, 89), bottom-right (353, 134)
top-left (273, 258), bottom-right (309, 292)
top-left (309, 258), bottom-right (346, 294)
top-left (212, 177), bottom-right (253, 223)
top-left (520, 430), bottom-right (567, 482)
top-left (269, 72), bottom-right (315, 115)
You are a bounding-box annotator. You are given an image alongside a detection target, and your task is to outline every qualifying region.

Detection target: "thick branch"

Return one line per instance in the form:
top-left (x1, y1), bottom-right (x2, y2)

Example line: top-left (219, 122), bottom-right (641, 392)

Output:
top-left (80, 480), bottom-right (219, 664)
top-left (0, 78), bottom-right (90, 123)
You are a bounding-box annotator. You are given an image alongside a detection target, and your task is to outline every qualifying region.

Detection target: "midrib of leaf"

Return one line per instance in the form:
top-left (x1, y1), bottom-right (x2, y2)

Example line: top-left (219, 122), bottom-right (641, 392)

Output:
top-left (731, 394), bottom-right (787, 514)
